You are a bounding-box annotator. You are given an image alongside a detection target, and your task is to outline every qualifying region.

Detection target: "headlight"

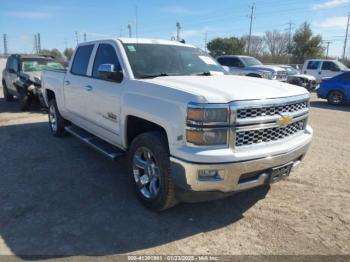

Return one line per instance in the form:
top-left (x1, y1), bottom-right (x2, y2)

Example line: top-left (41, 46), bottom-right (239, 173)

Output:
top-left (186, 128), bottom-right (228, 146)
top-left (187, 103), bottom-right (229, 125)
top-left (186, 103), bottom-right (230, 146)
top-left (261, 72), bottom-right (272, 79)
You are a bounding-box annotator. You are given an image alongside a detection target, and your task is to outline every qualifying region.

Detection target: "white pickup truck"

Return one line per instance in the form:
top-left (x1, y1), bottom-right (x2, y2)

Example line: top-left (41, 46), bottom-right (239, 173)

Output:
top-left (41, 38), bottom-right (313, 210)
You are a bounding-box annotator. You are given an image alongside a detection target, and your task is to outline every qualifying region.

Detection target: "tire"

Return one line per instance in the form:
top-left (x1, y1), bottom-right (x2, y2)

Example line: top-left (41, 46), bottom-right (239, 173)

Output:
top-left (128, 132), bottom-right (178, 211)
top-left (18, 88), bottom-right (30, 111)
top-left (48, 99), bottom-right (66, 137)
top-left (327, 90), bottom-right (345, 106)
top-left (2, 81), bottom-right (14, 101)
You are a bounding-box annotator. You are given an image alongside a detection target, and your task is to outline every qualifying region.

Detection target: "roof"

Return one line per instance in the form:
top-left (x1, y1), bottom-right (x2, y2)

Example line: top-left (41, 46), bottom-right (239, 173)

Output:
top-left (11, 54), bottom-right (55, 60)
top-left (79, 38), bottom-right (195, 48)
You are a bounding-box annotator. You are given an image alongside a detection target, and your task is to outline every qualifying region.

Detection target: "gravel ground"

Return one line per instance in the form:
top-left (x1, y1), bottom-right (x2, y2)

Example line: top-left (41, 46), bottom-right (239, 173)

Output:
top-left (0, 89), bottom-right (349, 259)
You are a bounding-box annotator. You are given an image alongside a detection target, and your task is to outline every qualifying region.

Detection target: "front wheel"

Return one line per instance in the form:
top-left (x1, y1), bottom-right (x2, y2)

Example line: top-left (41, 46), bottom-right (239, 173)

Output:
top-left (128, 132), bottom-right (178, 211)
top-left (18, 88), bottom-right (30, 111)
top-left (327, 91), bottom-right (345, 106)
top-left (48, 99), bottom-right (66, 137)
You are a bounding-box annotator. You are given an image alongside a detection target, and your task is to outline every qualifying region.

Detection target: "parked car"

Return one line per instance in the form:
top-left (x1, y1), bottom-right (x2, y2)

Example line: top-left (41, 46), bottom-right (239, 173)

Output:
top-left (279, 65), bottom-right (317, 91)
top-left (2, 54), bottom-right (65, 110)
top-left (302, 59), bottom-right (349, 83)
top-left (216, 55), bottom-right (287, 81)
top-left (41, 38), bottom-right (312, 210)
top-left (317, 71), bottom-right (350, 105)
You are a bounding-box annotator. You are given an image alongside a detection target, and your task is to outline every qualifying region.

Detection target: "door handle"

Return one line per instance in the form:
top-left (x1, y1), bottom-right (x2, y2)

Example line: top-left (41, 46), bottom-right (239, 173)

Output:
top-left (84, 85), bottom-right (93, 91)
top-left (64, 80), bottom-right (70, 86)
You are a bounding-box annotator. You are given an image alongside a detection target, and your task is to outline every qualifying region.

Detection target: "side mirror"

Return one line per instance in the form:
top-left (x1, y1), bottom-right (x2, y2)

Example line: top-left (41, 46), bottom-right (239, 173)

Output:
top-left (98, 64), bottom-right (123, 82)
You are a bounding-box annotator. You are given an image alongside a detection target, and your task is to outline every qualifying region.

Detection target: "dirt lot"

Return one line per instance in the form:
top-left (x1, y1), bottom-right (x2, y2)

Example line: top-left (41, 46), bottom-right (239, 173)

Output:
top-left (0, 88), bottom-right (349, 259)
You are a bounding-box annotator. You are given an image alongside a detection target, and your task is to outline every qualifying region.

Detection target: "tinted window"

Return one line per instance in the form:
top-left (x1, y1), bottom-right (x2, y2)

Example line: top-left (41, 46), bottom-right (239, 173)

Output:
top-left (92, 44), bottom-right (121, 78)
top-left (322, 61), bottom-right (339, 71)
top-left (218, 57), bottom-right (244, 67)
top-left (307, 61), bottom-right (320, 70)
top-left (71, 45), bottom-right (94, 76)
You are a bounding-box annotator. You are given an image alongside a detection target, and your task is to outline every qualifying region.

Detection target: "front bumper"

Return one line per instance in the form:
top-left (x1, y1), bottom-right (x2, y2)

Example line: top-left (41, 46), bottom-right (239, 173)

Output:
top-left (170, 137), bottom-right (311, 195)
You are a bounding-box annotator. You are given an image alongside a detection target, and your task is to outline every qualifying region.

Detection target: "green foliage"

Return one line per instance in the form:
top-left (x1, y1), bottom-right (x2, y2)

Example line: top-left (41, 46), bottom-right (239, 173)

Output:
top-left (292, 22), bottom-right (324, 63)
top-left (63, 48), bottom-right (74, 60)
top-left (39, 48), bottom-right (64, 61)
top-left (207, 37), bottom-right (245, 57)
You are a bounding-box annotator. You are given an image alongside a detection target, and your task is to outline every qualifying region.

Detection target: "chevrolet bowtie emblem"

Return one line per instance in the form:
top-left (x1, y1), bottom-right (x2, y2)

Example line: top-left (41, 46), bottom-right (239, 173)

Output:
top-left (277, 114), bottom-right (293, 127)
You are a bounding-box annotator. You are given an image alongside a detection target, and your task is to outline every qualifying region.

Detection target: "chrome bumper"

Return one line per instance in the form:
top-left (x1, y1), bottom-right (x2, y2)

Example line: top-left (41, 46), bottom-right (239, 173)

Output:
top-left (170, 139), bottom-right (311, 193)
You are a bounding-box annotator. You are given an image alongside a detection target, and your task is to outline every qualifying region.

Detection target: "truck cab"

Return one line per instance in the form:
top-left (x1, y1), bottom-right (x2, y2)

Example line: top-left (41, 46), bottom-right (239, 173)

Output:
top-left (216, 55), bottom-right (287, 81)
top-left (41, 38), bottom-right (313, 210)
top-left (302, 59), bottom-right (349, 83)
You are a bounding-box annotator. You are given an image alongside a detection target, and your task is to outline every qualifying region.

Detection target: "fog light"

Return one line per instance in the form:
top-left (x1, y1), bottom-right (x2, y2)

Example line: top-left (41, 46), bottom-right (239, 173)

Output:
top-left (198, 169), bottom-right (224, 181)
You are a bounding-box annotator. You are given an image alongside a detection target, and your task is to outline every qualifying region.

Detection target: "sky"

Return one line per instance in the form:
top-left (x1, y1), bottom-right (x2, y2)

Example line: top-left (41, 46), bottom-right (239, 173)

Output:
top-left (0, 0), bottom-right (350, 57)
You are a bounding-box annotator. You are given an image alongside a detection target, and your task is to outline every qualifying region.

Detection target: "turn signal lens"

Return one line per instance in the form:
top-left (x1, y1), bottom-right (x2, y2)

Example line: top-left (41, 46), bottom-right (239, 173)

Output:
top-left (186, 129), bottom-right (228, 146)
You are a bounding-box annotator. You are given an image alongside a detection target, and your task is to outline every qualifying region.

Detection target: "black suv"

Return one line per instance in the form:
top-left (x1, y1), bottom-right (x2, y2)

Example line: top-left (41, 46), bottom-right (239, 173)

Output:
top-left (2, 54), bottom-right (64, 110)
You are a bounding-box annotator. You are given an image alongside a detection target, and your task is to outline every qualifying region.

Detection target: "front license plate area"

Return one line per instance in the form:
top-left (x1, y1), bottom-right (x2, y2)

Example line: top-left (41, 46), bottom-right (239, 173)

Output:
top-left (269, 162), bottom-right (293, 184)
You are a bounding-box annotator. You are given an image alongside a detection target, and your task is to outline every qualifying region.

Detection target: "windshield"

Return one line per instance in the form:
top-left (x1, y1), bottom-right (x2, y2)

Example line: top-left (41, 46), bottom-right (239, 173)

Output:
top-left (240, 56), bottom-right (262, 66)
top-left (21, 58), bottom-right (65, 72)
top-left (122, 43), bottom-right (225, 78)
top-left (284, 67), bottom-right (299, 75)
top-left (334, 60), bottom-right (349, 71)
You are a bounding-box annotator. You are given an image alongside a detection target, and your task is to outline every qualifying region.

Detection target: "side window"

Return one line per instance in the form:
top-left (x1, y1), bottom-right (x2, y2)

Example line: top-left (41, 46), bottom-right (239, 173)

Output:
top-left (92, 44), bottom-right (121, 79)
top-left (231, 58), bottom-right (244, 67)
top-left (71, 45), bottom-right (94, 76)
top-left (322, 61), bottom-right (339, 71)
top-left (307, 61), bottom-right (320, 70)
top-left (217, 57), bottom-right (228, 66)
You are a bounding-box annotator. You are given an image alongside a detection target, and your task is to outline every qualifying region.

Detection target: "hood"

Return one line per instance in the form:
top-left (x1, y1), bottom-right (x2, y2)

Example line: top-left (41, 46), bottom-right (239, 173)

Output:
top-left (19, 71), bottom-right (42, 84)
top-left (247, 65), bottom-right (285, 72)
top-left (140, 75), bottom-right (308, 103)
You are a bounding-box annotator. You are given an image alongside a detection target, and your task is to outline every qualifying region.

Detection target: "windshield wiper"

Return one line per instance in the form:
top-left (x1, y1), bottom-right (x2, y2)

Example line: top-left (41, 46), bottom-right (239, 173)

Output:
top-left (138, 73), bottom-right (169, 79)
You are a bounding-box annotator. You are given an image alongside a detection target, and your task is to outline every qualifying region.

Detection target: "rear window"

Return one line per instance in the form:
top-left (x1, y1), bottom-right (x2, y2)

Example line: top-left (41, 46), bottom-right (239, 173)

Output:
top-left (307, 61), bottom-right (320, 70)
top-left (71, 45), bottom-right (94, 76)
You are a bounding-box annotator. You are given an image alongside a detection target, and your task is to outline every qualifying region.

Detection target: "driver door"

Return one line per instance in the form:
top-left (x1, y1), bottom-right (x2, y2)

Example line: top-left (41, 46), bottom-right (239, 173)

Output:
top-left (320, 61), bottom-right (341, 79)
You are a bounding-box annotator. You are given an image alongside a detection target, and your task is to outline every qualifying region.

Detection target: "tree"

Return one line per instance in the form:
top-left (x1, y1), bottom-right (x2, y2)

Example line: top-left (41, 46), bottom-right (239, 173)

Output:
top-left (39, 48), bottom-right (64, 61)
top-left (63, 48), bottom-right (74, 60)
top-left (292, 22), bottom-right (324, 63)
top-left (207, 37), bottom-right (244, 57)
top-left (241, 35), bottom-right (265, 55)
top-left (264, 30), bottom-right (289, 56)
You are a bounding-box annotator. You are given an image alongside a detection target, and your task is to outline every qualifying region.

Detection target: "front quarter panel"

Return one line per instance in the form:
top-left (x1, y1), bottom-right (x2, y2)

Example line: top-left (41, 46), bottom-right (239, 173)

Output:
top-left (120, 80), bottom-right (200, 152)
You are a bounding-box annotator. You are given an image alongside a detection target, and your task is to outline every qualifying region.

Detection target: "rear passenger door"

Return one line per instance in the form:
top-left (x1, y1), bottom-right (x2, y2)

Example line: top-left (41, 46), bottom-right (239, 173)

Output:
top-left (83, 42), bottom-right (124, 146)
top-left (64, 44), bottom-right (95, 122)
top-left (304, 60), bottom-right (321, 82)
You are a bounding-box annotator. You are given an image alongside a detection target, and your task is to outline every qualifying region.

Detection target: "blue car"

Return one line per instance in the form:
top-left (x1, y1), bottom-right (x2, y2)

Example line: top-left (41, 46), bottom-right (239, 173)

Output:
top-left (317, 71), bottom-right (350, 105)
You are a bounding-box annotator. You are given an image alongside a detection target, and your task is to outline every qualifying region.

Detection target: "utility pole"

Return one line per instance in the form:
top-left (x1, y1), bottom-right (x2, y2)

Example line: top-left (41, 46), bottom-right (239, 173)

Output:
top-left (324, 41), bottom-right (332, 59)
top-left (342, 13), bottom-right (350, 60)
top-left (3, 34), bottom-right (8, 56)
top-left (204, 32), bottom-right (208, 52)
top-left (84, 32), bottom-right (87, 42)
top-left (128, 23), bottom-right (132, 38)
top-left (37, 33), bottom-right (41, 52)
top-left (75, 31), bottom-right (79, 45)
top-left (247, 3), bottom-right (255, 55)
top-left (176, 21), bottom-right (181, 42)
top-left (34, 34), bottom-right (38, 54)
top-left (120, 26), bottom-right (123, 37)
top-left (64, 38), bottom-right (68, 49)
top-left (286, 21), bottom-right (294, 64)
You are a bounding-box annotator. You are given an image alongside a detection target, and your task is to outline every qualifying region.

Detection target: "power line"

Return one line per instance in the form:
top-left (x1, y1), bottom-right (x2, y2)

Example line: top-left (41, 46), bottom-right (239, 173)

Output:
top-left (247, 3), bottom-right (255, 55)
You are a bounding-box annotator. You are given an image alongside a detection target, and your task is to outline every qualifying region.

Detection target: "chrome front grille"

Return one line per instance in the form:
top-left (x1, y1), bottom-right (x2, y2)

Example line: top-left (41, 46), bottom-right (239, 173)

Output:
top-left (230, 94), bottom-right (310, 148)
top-left (235, 119), bottom-right (306, 147)
top-left (237, 101), bottom-right (308, 119)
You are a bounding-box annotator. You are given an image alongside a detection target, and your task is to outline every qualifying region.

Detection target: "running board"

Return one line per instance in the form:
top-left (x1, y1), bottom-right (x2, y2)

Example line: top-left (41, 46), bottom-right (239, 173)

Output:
top-left (64, 125), bottom-right (125, 160)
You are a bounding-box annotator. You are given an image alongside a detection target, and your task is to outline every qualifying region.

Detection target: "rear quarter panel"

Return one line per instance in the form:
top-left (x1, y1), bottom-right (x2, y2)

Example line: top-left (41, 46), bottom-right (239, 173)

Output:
top-left (41, 70), bottom-right (67, 113)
